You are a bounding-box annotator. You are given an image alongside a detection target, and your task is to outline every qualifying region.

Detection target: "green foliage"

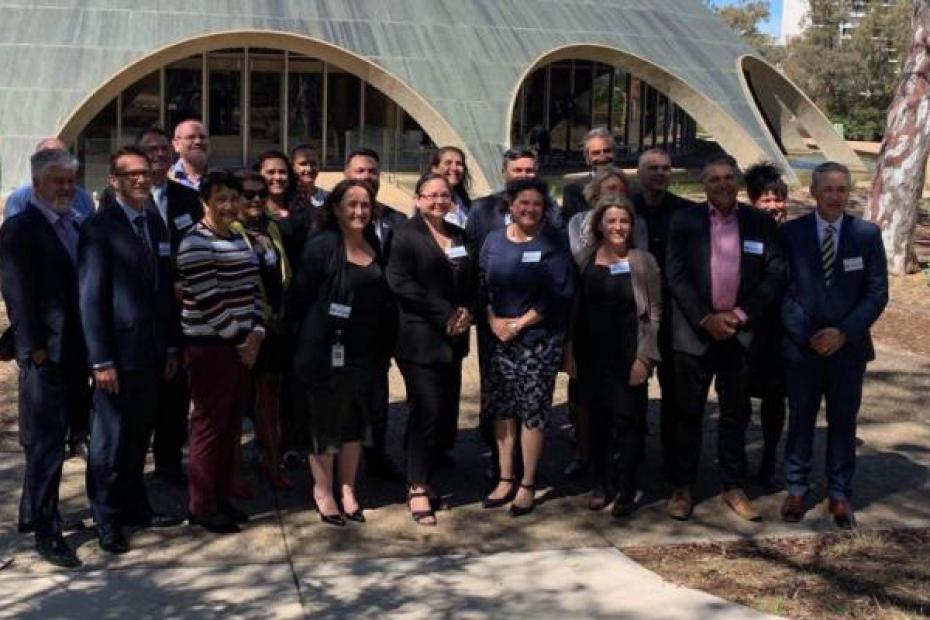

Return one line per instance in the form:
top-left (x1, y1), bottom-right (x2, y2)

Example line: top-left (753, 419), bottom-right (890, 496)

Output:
top-left (781, 0), bottom-right (911, 141)
top-left (709, 0), bottom-right (784, 62)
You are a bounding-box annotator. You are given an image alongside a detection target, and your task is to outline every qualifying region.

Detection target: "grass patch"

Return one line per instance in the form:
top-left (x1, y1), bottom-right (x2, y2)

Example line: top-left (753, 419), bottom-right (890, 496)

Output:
top-left (625, 528), bottom-right (930, 619)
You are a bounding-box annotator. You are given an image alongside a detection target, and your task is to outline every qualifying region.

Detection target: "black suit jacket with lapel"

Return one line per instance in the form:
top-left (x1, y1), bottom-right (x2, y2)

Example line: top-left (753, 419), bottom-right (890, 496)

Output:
top-left (0, 204), bottom-right (86, 365)
top-left (163, 179), bottom-right (203, 252)
top-left (386, 212), bottom-right (476, 364)
top-left (666, 201), bottom-right (785, 356)
top-left (78, 202), bottom-right (180, 373)
top-left (369, 202), bottom-right (408, 266)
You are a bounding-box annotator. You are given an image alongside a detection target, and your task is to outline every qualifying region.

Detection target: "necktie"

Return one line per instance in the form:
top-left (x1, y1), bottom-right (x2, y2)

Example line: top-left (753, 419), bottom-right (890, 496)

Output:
top-left (134, 214), bottom-right (156, 287)
top-left (822, 224), bottom-right (835, 286)
top-left (55, 212), bottom-right (79, 265)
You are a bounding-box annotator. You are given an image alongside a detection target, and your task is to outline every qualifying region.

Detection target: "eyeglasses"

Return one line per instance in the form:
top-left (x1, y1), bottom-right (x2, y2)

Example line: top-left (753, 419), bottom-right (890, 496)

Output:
top-left (242, 189), bottom-right (269, 201)
top-left (420, 192), bottom-right (452, 202)
top-left (177, 134), bottom-right (209, 142)
top-left (114, 170), bottom-right (152, 180)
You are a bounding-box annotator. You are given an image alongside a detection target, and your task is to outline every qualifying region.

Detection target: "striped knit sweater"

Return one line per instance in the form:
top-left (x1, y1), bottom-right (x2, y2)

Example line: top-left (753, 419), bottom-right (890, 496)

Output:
top-left (177, 222), bottom-right (264, 345)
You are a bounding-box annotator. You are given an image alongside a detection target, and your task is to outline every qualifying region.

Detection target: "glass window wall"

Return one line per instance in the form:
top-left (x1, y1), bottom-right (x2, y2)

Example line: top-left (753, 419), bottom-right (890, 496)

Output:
top-left (121, 70), bottom-right (160, 144)
top-left (208, 49), bottom-right (243, 168)
top-left (248, 49), bottom-right (283, 160)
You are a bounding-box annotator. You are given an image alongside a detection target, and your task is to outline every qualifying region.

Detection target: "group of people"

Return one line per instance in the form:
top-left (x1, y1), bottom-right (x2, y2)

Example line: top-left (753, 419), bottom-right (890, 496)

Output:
top-left (0, 120), bottom-right (888, 570)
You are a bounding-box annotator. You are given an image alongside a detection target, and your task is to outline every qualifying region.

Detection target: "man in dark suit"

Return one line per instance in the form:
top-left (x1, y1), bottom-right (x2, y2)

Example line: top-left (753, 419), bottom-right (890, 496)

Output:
top-left (137, 127), bottom-right (201, 485)
top-left (665, 155), bottom-right (784, 522)
top-left (630, 148), bottom-right (697, 483)
top-left (344, 148), bottom-right (407, 481)
top-left (0, 149), bottom-right (90, 567)
top-left (96, 129), bottom-right (202, 486)
top-left (560, 127), bottom-right (616, 223)
top-left (79, 146), bottom-right (183, 554)
top-left (779, 162), bottom-right (887, 529)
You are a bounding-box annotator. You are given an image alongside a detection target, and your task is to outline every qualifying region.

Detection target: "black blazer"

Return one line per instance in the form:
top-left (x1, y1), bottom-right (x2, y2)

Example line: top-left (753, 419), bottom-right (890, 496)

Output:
top-left (370, 202), bottom-right (408, 265)
top-left (386, 213), bottom-right (475, 364)
top-left (0, 204), bottom-right (86, 365)
top-left (666, 202), bottom-right (784, 356)
top-left (99, 180), bottom-right (202, 255)
top-left (78, 202), bottom-right (180, 372)
top-left (561, 181), bottom-right (587, 223)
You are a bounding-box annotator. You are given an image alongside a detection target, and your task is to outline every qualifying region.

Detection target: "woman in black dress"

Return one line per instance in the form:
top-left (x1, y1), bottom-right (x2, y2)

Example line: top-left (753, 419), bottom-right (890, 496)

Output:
top-left (288, 179), bottom-right (392, 526)
top-left (572, 195), bottom-right (661, 517)
top-left (386, 173), bottom-right (475, 526)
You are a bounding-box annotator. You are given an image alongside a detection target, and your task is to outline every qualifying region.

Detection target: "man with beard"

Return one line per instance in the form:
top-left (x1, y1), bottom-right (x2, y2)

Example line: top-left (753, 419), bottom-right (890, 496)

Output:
top-left (0, 149), bottom-right (91, 567)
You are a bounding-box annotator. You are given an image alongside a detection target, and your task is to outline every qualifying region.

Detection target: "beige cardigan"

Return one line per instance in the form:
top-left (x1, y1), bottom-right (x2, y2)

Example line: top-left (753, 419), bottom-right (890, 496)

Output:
top-left (570, 248), bottom-right (662, 369)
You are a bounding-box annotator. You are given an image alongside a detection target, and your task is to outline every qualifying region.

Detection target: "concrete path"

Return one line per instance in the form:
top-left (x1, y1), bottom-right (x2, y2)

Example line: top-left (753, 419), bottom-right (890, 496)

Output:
top-left (0, 342), bottom-right (927, 617)
top-left (0, 548), bottom-right (776, 619)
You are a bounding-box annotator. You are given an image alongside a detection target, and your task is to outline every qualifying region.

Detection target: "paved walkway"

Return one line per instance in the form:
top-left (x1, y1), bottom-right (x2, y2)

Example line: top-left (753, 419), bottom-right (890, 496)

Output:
top-left (0, 342), bottom-right (927, 617)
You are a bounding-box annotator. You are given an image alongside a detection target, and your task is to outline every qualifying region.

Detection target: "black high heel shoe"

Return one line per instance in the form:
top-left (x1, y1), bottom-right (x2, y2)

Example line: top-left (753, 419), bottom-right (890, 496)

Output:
top-left (313, 497), bottom-right (346, 527)
top-left (482, 477), bottom-right (516, 509)
top-left (343, 508), bottom-right (366, 523)
top-left (509, 483), bottom-right (536, 518)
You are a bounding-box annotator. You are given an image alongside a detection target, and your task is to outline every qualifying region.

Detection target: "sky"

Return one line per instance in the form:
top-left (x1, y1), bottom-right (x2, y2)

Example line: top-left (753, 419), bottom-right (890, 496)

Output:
top-left (713, 0), bottom-right (784, 38)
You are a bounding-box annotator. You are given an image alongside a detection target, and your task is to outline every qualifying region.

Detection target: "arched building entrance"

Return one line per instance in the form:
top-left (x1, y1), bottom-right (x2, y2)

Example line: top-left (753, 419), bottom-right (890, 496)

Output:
top-left (57, 31), bottom-right (485, 191)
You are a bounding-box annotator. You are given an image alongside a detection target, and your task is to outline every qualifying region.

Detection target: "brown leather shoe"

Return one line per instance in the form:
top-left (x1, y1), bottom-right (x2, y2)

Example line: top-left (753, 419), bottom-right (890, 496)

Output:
top-left (780, 493), bottom-right (807, 523)
top-left (722, 488), bottom-right (762, 522)
top-left (666, 486), bottom-right (692, 520)
top-left (828, 498), bottom-right (857, 530)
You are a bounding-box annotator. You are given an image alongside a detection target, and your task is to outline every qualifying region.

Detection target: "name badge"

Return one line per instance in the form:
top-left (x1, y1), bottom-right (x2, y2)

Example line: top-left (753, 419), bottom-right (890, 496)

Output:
top-left (743, 240), bottom-right (764, 255)
top-left (446, 245), bottom-right (468, 260)
top-left (504, 213), bottom-right (513, 226)
top-left (521, 250), bottom-right (542, 263)
top-left (609, 260), bottom-right (631, 275)
top-left (173, 213), bottom-right (193, 229)
top-left (844, 256), bottom-right (864, 272)
top-left (331, 343), bottom-right (345, 368)
top-left (158, 241), bottom-right (171, 257)
top-left (328, 303), bottom-right (352, 319)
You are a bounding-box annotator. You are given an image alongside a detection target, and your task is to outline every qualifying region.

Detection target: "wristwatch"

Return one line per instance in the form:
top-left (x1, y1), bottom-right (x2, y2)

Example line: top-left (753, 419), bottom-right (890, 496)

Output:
top-left (507, 321), bottom-right (519, 333)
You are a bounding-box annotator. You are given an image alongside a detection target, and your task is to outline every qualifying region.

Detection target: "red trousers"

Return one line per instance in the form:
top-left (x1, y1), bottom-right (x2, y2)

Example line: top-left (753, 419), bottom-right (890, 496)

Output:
top-left (185, 343), bottom-right (251, 517)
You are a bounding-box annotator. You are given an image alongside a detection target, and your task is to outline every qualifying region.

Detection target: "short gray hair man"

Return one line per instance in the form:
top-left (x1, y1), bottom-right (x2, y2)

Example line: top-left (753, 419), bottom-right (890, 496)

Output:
top-left (30, 148), bottom-right (79, 181)
top-left (811, 161), bottom-right (851, 189)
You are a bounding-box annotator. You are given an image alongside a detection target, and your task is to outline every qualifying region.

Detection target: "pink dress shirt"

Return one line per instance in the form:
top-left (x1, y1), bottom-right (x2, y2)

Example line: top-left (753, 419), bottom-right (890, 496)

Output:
top-left (708, 203), bottom-right (745, 321)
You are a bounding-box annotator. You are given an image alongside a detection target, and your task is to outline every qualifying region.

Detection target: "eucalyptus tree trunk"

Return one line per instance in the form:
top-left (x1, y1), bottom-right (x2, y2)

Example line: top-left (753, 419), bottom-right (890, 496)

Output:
top-left (866, 0), bottom-right (930, 274)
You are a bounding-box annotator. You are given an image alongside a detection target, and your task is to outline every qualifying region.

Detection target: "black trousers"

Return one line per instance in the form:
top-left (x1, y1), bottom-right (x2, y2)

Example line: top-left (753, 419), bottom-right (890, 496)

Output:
top-left (18, 360), bottom-right (89, 537)
top-left (151, 368), bottom-right (190, 474)
top-left (656, 317), bottom-right (680, 481)
top-left (398, 359), bottom-right (462, 485)
top-left (588, 382), bottom-right (648, 500)
top-left (759, 390), bottom-right (786, 468)
top-left (87, 369), bottom-right (158, 527)
top-left (365, 360), bottom-right (391, 455)
top-left (674, 340), bottom-right (752, 489)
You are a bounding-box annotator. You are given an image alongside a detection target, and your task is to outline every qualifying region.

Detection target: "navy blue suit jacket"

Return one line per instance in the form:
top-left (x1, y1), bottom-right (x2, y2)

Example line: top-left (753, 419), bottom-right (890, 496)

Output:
top-left (0, 204), bottom-right (86, 365)
top-left (78, 202), bottom-right (179, 373)
top-left (780, 212), bottom-right (887, 362)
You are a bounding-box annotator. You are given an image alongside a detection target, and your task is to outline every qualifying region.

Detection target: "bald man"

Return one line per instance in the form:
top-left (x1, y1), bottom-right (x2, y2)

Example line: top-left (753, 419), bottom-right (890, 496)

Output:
top-left (3, 137), bottom-right (95, 222)
top-left (169, 119), bottom-right (210, 190)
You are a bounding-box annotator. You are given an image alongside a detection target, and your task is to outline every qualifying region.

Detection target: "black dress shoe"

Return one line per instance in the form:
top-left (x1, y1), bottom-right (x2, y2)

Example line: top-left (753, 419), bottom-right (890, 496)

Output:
top-left (319, 512), bottom-right (346, 527)
top-left (189, 513), bottom-right (240, 534)
top-left (482, 478), bottom-right (516, 509)
top-left (154, 468), bottom-right (188, 486)
top-left (365, 452), bottom-right (404, 482)
top-left (18, 521), bottom-right (34, 534)
top-left (218, 500), bottom-right (249, 524)
top-left (97, 525), bottom-right (129, 554)
top-left (36, 535), bottom-right (81, 568)
top-left (124, 512), bottom-right (184, 528)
